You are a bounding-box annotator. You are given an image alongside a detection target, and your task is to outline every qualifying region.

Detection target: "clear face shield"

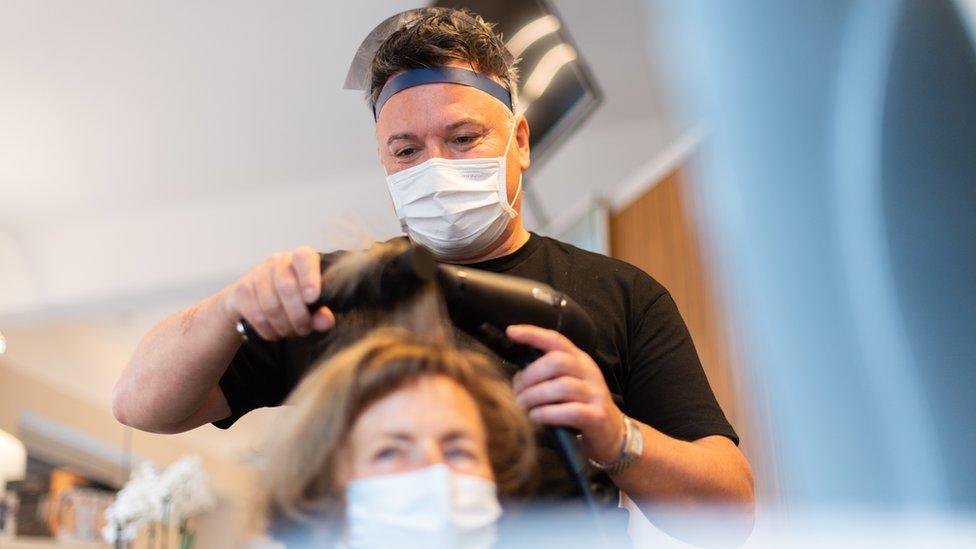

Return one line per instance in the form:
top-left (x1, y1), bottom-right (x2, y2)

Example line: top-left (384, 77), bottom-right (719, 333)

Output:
top-left (343, 9), bottom-right (428, 92)
top-left (343, 8), bottom-right (516, 120)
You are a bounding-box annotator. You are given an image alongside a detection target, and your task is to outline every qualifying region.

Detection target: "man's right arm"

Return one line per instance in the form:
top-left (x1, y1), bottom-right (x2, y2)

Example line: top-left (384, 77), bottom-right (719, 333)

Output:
top-left (112, 246), bottom-right (333, 434)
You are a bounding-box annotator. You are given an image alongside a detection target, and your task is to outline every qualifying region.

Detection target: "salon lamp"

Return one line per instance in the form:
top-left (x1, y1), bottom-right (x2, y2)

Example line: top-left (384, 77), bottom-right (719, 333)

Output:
top-left (0, 429), bottom-right (26, 496)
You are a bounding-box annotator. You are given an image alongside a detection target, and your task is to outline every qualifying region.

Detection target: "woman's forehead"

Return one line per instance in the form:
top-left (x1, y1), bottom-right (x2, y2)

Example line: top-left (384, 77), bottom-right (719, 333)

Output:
top-left (353, 376), bottom-right (485, 436)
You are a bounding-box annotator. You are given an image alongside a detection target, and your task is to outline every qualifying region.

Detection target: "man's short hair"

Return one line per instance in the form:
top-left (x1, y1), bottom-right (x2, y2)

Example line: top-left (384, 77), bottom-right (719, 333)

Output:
top-left (368, 7), bottom-right (520, 113)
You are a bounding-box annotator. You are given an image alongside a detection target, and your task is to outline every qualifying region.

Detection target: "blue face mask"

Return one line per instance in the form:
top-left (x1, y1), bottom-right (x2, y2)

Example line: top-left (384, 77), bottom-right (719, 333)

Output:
top-left (344, 463), bottom-right (502, 549)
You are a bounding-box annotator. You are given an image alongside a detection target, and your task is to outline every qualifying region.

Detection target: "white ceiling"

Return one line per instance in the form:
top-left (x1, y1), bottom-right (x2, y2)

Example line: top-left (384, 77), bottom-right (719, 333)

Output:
top-left (0, 0), bottom-right (413, 229)
top-left (0, 0), bottom-right (688, 463)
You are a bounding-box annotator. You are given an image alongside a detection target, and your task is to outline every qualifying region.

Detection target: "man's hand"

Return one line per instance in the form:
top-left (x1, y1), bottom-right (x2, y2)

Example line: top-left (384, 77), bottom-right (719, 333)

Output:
top-left (507, 324), bottom-right (626, 463)
top-left (507, 324), bottom-right (755, 545)
top-left (223, 246), bottom-right (335, 340)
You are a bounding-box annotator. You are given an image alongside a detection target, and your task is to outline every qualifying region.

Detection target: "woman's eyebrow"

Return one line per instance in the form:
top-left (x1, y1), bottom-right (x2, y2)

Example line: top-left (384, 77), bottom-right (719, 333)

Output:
top-left (377, 431), bottom-right (415, 442)
top-left (439, 429), bottom-right (476, 444)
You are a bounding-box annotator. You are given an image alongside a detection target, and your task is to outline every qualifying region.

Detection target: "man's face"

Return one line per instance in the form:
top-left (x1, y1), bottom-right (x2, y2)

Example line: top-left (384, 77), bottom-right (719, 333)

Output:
top-left (374, 66), bottom-right (531, 217)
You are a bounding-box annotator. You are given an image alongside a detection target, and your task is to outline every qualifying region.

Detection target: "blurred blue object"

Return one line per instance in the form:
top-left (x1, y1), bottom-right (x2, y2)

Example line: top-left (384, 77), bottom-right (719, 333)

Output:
top-left (657, 0), bottom-right (976, 511)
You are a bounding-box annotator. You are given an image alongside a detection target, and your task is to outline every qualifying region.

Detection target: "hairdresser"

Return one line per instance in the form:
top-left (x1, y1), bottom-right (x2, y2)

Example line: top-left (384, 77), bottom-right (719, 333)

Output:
top-left (114, 7), bottom-right (753, 544)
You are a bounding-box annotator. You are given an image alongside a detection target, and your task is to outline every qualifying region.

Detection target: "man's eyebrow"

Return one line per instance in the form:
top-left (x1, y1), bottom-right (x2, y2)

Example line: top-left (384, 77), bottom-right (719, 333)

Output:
top-left (387, 132), bottom-right (417, 145)
top-left (385, 118), bottom-right (488, 146)
top-left (445, 117), bottom-right (487, 132)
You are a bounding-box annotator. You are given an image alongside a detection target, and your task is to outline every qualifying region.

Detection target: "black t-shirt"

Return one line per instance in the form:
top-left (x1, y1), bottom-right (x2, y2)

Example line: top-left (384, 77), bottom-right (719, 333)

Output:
top-left (215, 232), bottom-right (737, 502)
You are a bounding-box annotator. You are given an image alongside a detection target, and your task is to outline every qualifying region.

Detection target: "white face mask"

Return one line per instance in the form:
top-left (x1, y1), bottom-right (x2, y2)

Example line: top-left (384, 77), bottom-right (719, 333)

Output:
top-left (344, 463), bottom-right (502, 549)
top-left (384, 122), bottom-right (522, 259)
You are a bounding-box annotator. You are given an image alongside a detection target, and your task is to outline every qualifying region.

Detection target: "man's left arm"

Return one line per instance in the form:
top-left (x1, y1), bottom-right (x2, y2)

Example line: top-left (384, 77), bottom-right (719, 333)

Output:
top-left (507, 324), bottom-right (755, 546)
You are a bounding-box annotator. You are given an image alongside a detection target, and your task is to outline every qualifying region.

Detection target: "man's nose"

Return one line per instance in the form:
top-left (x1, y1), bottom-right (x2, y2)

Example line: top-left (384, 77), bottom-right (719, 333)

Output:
top-left (424, 138), bottom-right (446, 160)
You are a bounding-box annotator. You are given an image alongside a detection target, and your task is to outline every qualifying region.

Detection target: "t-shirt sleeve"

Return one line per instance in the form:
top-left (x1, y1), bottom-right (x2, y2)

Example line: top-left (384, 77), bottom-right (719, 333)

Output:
top-left (623, 283), bottom-right (739, 445)
top-left (213, 337), bottom-right (292, 429)
top-left (213, 251), bottom-right (340, 430)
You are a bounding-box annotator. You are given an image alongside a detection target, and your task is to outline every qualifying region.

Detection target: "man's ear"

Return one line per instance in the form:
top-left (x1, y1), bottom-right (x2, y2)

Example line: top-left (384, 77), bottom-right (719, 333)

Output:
top-left (516, 115), bottom-right (531, 171)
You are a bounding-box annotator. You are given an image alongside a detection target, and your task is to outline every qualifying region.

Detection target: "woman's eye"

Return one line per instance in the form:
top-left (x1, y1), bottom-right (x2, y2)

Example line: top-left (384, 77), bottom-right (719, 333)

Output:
top-left (374, 447), bottom-right (402, 461)
top-left (444, 447), bottom-right (477, 461)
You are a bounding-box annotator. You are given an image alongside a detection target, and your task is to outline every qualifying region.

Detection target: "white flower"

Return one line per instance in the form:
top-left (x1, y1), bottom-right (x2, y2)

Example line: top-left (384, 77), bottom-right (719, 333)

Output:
top-left (101, 521), bottom-right (138, 543)
top-left (102, 461), bottom-right (162, 542)
top-left (102, 455), bottom-right (216, 543)
top-left (153, 455), bottom-right (216, 522)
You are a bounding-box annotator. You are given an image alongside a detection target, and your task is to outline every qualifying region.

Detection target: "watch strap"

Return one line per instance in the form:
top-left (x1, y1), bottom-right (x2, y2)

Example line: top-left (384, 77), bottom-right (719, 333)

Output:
top-left (588, 416), bottom-right (643, 475)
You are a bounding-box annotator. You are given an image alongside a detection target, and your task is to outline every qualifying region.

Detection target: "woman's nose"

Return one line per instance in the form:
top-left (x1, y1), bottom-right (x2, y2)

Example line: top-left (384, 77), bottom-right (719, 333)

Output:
top-left (418, 442), bottom-right (445, 467)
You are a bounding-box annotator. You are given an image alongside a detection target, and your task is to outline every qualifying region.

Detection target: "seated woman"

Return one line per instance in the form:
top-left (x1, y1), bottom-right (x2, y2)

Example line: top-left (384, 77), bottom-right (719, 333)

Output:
top-left (255, 242), bottom-right (537, 547)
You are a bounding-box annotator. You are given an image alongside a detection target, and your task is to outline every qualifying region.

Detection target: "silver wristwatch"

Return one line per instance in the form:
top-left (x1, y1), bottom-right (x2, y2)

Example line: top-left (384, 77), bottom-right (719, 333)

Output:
top-left (587, 416), bottom-right (643, 475)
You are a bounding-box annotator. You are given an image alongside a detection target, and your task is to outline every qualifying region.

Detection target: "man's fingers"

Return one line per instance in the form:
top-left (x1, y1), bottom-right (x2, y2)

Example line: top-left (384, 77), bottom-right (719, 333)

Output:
top-left (291, 246), bottom-right (322, 304)
top-left (255, 262), bottom-right (291, 337)
top-left (516, 376), bottom-right (593, 410)
top-left (273, 258), bottom-right (312, 336)
top-left (513, 351), bottom-right (583, 392)
top-left (227, 246), bottom-right (322, 340)
top-left (312, 306), bottom-right (335, 331)
top-left (527, 402), bottom-right (594, 430)
top-left (507, 324), bottom-right (578, 355)
top-left (237, 282), bottom-right (278, 340)
top-left (512, 370), bottom-right (524, 392)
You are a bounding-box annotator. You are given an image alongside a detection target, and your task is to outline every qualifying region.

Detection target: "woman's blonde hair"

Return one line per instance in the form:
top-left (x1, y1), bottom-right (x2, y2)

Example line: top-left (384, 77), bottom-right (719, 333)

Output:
top-left (256, 240), bottom-right (537, 531)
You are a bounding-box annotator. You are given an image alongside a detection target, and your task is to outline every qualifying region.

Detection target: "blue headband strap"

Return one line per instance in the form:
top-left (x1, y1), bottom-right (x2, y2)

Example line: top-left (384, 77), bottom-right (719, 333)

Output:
top-left (373, 66), bottom-right (513, 120)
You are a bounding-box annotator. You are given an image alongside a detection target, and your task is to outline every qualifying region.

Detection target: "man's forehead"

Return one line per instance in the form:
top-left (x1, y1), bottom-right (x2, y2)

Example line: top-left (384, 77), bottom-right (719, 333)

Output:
top-left (376, 82), bottom-right (509, 136)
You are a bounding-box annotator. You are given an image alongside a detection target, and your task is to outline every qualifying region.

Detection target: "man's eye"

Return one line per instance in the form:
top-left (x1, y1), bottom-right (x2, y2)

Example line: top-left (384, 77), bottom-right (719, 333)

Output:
top-left (395, 147), bottom-right (418, 158)
top-left (452, 135), bottom-right (477, 145)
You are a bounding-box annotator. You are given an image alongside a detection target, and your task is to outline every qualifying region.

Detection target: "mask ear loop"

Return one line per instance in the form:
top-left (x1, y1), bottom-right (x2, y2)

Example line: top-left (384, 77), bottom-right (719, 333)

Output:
top-left (505, 173), bottom-right (523, 217)
top-left (501, 119), bottom-right (523, 218)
